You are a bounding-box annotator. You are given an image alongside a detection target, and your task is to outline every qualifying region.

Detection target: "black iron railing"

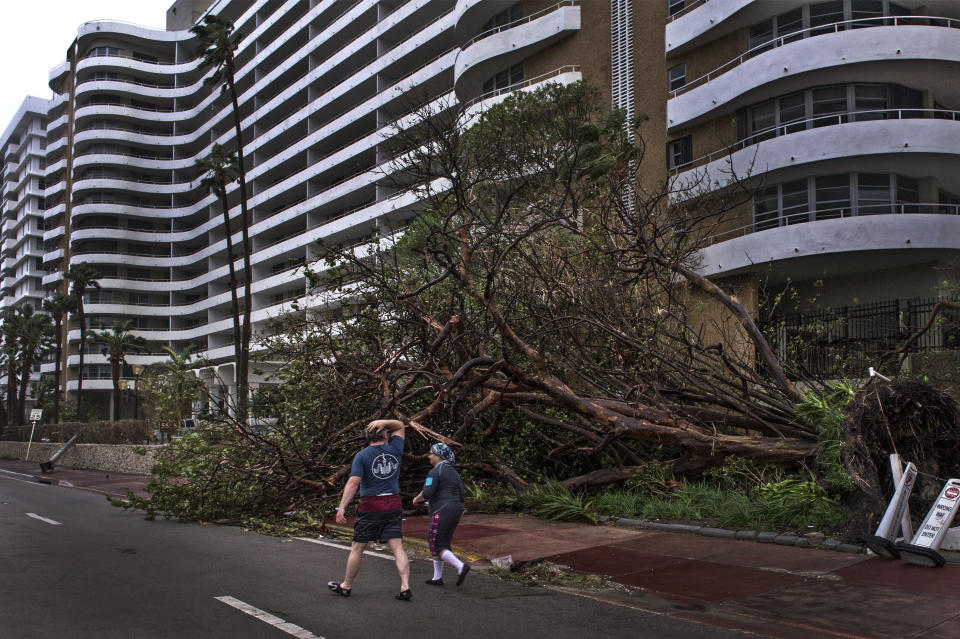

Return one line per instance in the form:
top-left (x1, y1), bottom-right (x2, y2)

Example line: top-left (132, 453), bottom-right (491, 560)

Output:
top-left (762, 297), bottom-right (960, 376)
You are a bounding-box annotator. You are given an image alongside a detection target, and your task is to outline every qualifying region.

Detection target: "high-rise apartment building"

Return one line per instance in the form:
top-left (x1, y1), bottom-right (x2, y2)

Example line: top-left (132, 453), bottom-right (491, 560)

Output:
top-left (3, 0), bottom-right (956, 416)
top-left (1, 97), bottom-right (50, 315)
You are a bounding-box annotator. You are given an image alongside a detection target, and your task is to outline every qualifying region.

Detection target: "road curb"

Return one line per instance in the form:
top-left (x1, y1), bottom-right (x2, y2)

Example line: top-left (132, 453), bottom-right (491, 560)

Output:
top-left (607, 516), bottom-right (867, 555)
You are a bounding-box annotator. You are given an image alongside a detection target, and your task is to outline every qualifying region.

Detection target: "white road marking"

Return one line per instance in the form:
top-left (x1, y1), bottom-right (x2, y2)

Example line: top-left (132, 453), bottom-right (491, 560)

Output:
top-left (215, 596), bottom-right (325, 639)
top-left (294, 536), bottom-right (393, 559)
top-left (25, 513), bottom-right (62, 526)
top-left (0, 468), bottom-right (36, 479)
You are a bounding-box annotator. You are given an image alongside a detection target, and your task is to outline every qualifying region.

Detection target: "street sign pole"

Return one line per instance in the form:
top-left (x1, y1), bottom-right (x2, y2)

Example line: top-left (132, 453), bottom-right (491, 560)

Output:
top-left (25, 420), bottom-right (38, 461)
top-left (24, 409), bottom-right (43, 461)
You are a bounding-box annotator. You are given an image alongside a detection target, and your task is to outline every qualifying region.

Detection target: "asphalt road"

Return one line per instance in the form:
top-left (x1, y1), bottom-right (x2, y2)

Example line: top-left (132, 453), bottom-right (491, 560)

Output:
top-left (0, 470), bottom-right (751, 639)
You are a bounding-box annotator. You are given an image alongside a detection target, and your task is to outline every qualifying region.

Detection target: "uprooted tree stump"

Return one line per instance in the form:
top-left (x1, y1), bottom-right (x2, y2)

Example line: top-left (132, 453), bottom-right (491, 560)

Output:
top-left (840, 378), bottom-right (960, 540)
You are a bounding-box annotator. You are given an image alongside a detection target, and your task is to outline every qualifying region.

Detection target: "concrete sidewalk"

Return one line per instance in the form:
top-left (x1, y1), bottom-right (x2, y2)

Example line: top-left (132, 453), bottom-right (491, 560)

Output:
top-left (3, 460), bottom-right (958, 639)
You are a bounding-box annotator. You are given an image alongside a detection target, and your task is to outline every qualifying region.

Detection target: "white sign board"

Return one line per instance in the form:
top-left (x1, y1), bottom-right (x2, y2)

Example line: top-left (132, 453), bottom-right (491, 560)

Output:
top-left (29, 409), bottom-right (42, 422)
top-left (911, 479), bottom-right (960, 549)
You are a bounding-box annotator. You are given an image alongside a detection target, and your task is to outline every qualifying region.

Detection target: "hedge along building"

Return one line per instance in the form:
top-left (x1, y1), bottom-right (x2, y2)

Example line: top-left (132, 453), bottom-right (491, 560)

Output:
top-left (10, 0), bottom-right (959, 418)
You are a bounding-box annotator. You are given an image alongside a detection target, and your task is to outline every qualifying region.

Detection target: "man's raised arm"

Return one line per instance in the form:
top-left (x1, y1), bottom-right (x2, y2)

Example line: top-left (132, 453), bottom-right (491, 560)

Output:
top-left (367, 419), bottom-right (405, 439)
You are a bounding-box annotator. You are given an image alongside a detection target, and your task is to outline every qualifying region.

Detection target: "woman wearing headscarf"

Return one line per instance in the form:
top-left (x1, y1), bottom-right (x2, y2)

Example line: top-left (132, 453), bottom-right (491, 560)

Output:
top-left (412, 442), bottom-right (470, 586)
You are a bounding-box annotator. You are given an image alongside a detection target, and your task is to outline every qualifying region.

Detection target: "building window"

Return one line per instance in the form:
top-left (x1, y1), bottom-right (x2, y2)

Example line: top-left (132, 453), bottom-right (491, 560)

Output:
top-left (752, 173), bottom-right (923, 229)
top-left (668, 64), bottom-right (686, 91)
top-left (667, 135), bottom-right (692, 170)
top-left (939, 189), bottom-right (960, 215)
top-left (856, 173), bottom-right (892, 215)
top-left (747, 1), bottom-right (913, 54)
top-left (132, 51), bottom-right (158, 63)
top-left (481, 63), bottom-right (524, 94)
top-left (739, 83), bottom-right (922, 143)
top-left (86, 46), bottom-right (119, 58)
top-left (482, 3), bottom-right (523, 32)
top-left (90, 71), bottom-right (119, 82)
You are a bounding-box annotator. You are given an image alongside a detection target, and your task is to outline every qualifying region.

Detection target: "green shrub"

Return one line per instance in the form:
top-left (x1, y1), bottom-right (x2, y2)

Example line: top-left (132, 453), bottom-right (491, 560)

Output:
top-left (462, 478), bottom-right (512, 513)
top-left (511, 482), bottom-right (597, 524)
top-left (795, 382), bottom-right (854, 494)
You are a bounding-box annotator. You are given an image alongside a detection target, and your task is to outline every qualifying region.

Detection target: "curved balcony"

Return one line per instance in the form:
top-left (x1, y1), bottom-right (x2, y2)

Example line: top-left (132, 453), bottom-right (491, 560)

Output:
top-left (666, 0), bottom-right (760, 55)
top-left (42, 226), bottom-right (65, 243)
top-left (671, 113), bottom-right (960, 189)
top-left (463, 65), bottom-right (582, 113)
top-left (42, 248), bottom-right (64, 264)
top-left (74, 80), bottom-right (189, 107)
top-left (42, 271), bottom-right (64, 287)
top-left (454, 0), bottom-right (502, 42)
top-left (668, 17), bottom-right (960, 129)
top-left (699, 211), bottom-right (960, 280)
top-left (454, 1), bottom-right (580, 102)
top-left (74, 152), bottom-right (187, 172)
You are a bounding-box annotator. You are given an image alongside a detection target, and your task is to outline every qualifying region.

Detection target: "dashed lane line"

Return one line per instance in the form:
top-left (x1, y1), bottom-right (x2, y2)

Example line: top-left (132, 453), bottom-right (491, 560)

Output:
top-left (0, 468), bottom-right (36, 479)
top-left (215, 596), bottom-right (325, 639)
top-left (294, 536), bottom-right (393, 559)
top-left (25, 513), bottom-right (62, 526)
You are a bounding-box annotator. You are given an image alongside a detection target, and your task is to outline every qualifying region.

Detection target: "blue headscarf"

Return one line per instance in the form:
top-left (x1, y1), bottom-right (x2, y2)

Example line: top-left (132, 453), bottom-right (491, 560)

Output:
top-left (430, 442), bottom-right (455, 463)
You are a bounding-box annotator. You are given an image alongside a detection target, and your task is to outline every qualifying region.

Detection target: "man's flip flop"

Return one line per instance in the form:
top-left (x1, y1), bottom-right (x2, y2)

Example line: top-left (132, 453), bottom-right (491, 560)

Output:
top-left (328, 581), bottom-right (351, 597)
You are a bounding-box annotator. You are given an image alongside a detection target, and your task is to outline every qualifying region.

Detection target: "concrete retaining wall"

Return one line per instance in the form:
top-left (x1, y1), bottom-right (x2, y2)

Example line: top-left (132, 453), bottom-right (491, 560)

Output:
top-left (0, 442), bottom-right (163, 475)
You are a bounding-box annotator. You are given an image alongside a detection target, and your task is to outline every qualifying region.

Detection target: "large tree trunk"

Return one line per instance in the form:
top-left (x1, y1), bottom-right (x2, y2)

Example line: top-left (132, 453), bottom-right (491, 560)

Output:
top-left (656, 257), bottom-right (804, 404)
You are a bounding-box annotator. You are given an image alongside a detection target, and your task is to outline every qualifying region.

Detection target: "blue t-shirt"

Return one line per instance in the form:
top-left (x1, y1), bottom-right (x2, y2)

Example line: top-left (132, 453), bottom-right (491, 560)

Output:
top-left (350, 435), bottom-right (405, 497)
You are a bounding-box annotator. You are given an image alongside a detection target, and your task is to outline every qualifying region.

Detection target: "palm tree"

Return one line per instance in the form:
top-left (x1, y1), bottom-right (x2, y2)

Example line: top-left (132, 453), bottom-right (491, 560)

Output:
top-left (196, 144), bottom-right (244, 398)
top-left (0, 308), bottom-right (21, 428)
top-left (15, 305), bottom-right (54, 425)
top-left (192, 15), bottom-right (253, 419)
top-left (43, 292), bottom-right (77, 424)
top-left (64, 262), bottom-right (101, 418)
top-left (156, 344), bottom-right (203, 429)
top-left (91, 320), bottom-right (148, 421)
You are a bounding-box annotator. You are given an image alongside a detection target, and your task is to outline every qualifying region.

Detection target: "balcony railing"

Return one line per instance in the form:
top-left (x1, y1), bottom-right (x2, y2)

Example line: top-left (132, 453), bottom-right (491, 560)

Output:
top-left (462, 65), bottom-right (581, 110)
top-left (666, 0), bottom-right (709, 24)
top-left (669, 15), bottom-right (960, 99)
top-left (463, 1), bottom-right (579, 50)
top-left (709, 202), bottom-right (960, 244)
top-left (671, 108), bottom-right (960, 176)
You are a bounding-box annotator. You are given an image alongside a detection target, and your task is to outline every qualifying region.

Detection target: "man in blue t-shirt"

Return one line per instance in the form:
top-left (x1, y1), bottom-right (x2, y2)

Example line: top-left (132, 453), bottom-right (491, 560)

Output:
top-left (329, 419), bottom-right (412, 601)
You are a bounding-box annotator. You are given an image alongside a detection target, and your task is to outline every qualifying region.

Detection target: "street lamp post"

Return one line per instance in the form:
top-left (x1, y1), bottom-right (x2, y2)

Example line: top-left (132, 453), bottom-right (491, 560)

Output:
top-left (131, 364), bottom-right (144, 420)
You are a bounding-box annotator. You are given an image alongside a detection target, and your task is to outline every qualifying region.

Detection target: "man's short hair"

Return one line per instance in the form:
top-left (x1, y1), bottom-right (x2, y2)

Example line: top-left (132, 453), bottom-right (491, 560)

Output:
top-left (364, 424), bottom-right (385, 443)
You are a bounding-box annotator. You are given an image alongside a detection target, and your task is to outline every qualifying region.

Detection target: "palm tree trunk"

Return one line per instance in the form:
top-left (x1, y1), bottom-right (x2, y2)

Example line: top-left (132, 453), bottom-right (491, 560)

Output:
top-left (6, 353), bottom-right (18, 426)
top-left (111, 356), bottom-right (121, 421)
top-left (77, 301), bottom-right (86, 418)
top-left (18, 354), bottom-right (34, 425)
top-left (53, 318), bottom-right (62, 424)
top-left (227, 65), bottom-right (253, 421)
top-left (217, 188), bottom-right (244, 412)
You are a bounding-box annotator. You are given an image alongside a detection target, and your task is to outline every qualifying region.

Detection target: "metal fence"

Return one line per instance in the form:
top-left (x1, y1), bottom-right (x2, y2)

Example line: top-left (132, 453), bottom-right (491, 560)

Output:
top-left (762, 297), bottom-right (959, 377)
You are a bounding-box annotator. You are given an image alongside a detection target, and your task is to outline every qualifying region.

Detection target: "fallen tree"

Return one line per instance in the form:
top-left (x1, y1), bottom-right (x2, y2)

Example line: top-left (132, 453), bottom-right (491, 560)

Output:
top-left (270, 83), bottom-right (821, 488)
top-left (130, 82), bottom-right (832, 522)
